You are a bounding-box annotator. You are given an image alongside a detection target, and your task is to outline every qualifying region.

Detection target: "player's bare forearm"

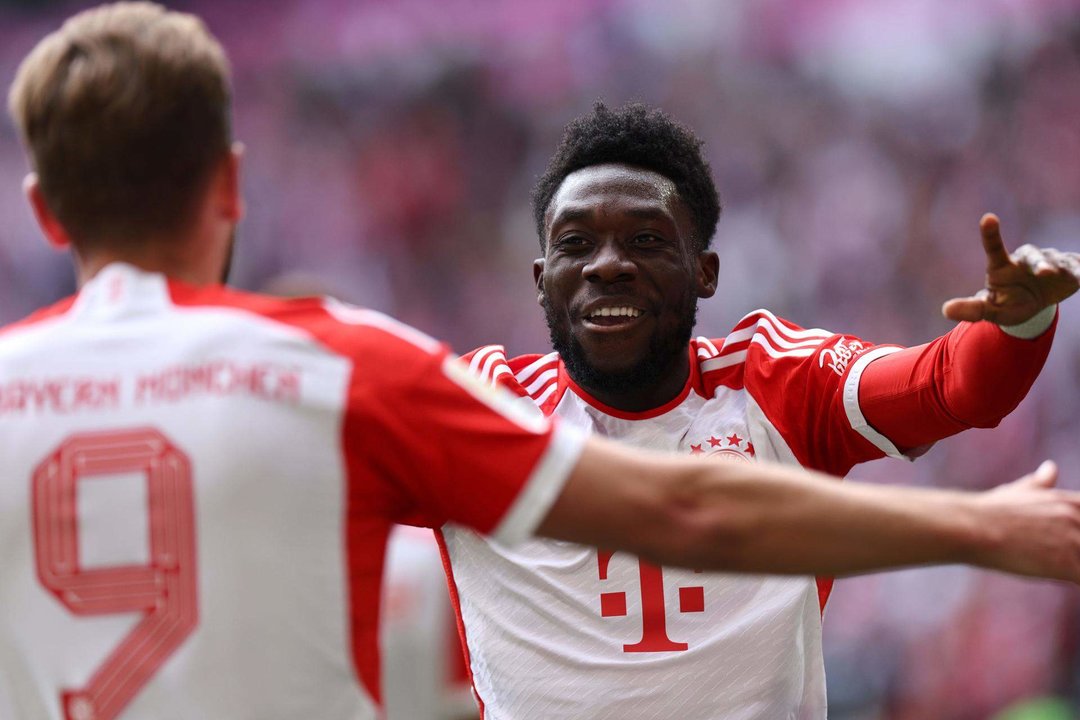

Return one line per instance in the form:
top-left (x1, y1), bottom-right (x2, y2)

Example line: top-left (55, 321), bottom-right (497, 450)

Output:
top-left (540, 436), bottom-right (1080, 583)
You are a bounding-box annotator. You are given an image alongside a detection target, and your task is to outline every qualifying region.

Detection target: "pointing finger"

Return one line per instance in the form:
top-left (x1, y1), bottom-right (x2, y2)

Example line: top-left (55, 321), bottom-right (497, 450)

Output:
top-left (980, 213), bottom-right (1012, 270)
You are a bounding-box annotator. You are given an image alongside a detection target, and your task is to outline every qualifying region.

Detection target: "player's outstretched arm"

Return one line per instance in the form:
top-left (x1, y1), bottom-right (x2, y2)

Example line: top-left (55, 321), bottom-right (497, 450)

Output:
top-left (857, 213), bottom-right (1078, 453)
top-left (539, 436), bottom-right (1080, 583)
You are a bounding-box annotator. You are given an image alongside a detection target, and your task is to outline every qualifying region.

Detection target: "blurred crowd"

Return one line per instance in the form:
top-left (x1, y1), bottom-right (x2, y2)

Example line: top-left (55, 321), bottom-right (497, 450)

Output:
top-left (3, 0), bottom-right (1080, 717)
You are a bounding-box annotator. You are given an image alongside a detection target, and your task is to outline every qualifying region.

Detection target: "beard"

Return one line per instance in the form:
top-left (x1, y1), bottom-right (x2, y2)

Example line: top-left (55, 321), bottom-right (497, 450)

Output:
top-left (542, 290), bottom-right (698, 397)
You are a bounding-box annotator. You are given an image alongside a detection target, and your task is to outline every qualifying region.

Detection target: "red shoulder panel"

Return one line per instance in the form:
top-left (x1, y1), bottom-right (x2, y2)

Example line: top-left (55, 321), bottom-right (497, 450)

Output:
top-left (701, 309), bottom-right (884, 475)
top-left (0, 295), bottom-right (78, 339)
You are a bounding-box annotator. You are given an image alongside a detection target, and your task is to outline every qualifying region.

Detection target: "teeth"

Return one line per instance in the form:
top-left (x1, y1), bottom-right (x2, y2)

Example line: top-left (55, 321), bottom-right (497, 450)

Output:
top-left (589, 307), bottom-right (641, 319)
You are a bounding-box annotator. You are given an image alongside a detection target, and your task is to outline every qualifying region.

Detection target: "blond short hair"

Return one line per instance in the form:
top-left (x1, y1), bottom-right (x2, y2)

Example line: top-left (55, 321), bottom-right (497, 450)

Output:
top-left (8, 1), bottom-right (232, 246)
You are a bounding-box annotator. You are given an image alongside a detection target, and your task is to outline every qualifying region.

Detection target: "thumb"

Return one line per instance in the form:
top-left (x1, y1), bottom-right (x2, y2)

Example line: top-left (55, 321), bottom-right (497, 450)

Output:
top-left (942, 297), bottom-right (988, 323)
top-left (1013, 460), bottom-right (1058, 489)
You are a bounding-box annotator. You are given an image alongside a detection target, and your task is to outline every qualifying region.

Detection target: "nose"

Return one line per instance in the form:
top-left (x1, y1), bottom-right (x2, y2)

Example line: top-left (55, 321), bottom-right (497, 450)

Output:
top-left (583, 241), bottom-right (636, 284)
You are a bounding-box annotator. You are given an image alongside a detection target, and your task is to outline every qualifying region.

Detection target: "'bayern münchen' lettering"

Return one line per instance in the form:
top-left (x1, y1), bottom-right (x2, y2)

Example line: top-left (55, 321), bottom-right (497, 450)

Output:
top-left (0, 378), bottom-right (120, 416)
top-left (135, 361), bottom-right (301, 405)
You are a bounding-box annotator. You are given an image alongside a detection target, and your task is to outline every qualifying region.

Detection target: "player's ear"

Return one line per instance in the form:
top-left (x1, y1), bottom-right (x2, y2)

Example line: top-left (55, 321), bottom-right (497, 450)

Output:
top-left (696, 250), bottom-right (719, 299)
top-left (24, 173), bottom-right (72, 250)
top-left (533, 258), bottom-right (546, 306)
top-left (218, 142), bottom-right (245, 223)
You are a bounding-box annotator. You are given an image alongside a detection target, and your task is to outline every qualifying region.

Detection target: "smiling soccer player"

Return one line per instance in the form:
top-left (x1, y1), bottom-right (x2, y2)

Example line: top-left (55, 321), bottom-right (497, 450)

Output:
top-left (449, 102), bottom-right (1080, 720)
top-left (5, 7), bottom-right (1080, 720)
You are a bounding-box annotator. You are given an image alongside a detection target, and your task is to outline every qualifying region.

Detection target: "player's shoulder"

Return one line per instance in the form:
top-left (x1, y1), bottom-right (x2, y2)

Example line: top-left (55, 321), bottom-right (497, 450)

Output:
top-left (170, 281), bottom-right (320, 322)
top-left (172, 283), bottom-right (443, 361)
top-left (463, 345), bottom-right (560, 401)
top-left (0, 295), bottom-right (79, 342)
top-left (695, 309), bottom-right (838, 388)
top-left (461, 345), bottom-right (513, 385)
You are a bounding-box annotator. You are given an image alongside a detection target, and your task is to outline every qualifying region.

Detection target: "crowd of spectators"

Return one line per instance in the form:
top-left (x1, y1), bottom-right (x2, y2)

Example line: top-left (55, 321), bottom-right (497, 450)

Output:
top-left (2, 1), bottom-right (1080, 717)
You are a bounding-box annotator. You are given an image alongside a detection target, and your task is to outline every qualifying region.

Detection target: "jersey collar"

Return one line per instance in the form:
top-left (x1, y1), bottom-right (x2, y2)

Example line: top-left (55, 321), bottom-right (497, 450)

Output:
top-left (559, 343), bottom-right (703, 421)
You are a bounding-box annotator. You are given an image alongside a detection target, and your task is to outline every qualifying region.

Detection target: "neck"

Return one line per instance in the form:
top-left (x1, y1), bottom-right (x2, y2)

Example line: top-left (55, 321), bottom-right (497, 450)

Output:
top-left (74, 239), bottom-right (221, 288)
top-left (570, 349), bottom-right (692, 414)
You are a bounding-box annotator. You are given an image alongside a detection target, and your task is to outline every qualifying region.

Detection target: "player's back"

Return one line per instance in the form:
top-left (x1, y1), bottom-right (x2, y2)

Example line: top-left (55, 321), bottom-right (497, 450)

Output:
top-left (0, 263), bottom-right (381, 720)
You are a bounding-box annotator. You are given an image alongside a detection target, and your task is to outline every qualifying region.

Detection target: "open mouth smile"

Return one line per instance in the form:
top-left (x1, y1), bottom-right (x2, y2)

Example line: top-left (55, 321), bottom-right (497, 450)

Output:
top-left (580, 304), bottom-right (646, 329)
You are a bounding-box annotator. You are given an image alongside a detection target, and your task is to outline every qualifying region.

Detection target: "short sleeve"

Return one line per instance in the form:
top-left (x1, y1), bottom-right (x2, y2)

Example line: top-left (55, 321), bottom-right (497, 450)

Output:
top-left (343, 324), bottom-right (585, 546)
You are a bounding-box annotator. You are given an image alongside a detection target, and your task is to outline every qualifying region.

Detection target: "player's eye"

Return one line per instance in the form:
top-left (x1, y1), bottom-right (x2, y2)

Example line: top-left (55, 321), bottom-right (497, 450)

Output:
top-left (554, 234), bottom-right (589, 250)
top-left (631, 233), bottom-right (664, 246)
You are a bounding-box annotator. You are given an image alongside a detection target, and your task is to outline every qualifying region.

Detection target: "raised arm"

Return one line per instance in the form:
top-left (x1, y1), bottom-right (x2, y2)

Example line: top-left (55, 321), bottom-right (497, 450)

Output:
top-left (860, 213), bottom-right (1079, 452)
top-left (540, 435), bottom-right (1080, 583)
top-left (942, 213), bottom-right (1080, 326)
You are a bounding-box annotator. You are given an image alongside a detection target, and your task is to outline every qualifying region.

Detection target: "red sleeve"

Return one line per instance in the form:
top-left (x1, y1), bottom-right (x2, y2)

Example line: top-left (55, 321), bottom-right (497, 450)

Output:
top-left (857, 316), bottom-right (1055, 453)
top-left (344, 322), bottom-right (584, 543)
top-left (735, 312), bottom-right (887, 476)
top-left (160, 289), bottom-right (583, 538)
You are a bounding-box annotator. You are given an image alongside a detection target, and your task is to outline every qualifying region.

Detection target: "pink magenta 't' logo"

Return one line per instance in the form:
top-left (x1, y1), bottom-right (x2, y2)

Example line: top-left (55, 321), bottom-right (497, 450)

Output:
top-left (597, 551), bottom-right (704, 652)
top-left (594, 430), bottom-right (757, 653)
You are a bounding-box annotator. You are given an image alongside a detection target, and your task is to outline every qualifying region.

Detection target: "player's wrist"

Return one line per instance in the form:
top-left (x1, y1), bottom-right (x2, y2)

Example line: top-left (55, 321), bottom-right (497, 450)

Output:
top-left (959, 493), bottom-right (1014, 570)
top-left (932, 492), bottom-right (1000, 568)
top-left (998, 304), bottom-right (1057, 339)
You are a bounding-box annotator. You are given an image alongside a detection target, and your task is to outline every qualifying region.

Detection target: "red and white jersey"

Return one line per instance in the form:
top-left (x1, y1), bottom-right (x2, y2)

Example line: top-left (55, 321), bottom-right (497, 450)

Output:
top-left (443, 310), bottom-right (900, 720)
top-left (0, 263), bottom-right (584, 720)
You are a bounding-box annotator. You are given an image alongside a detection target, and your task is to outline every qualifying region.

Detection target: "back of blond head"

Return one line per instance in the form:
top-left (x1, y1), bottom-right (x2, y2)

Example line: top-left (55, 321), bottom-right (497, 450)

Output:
top-left (8, 1), bottom-right (232, 247)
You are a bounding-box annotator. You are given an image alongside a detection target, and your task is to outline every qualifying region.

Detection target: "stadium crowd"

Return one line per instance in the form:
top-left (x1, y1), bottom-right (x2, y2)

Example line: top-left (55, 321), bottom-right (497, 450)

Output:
top-left (2, 1), bottom-right (1080, 717)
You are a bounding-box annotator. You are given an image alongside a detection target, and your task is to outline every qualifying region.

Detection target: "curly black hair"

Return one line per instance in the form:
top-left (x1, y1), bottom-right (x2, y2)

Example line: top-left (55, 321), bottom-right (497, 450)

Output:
top-left (531, 101), bottom-right (721, 251)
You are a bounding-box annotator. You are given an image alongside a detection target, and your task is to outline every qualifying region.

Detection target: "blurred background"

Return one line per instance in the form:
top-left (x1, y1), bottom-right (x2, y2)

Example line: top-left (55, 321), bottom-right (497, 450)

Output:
top-left (4, 0), bottom-right (1080, 717)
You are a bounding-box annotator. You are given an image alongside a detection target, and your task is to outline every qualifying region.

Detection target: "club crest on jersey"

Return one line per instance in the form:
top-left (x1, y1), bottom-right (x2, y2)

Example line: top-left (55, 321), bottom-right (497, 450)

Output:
top-left (688, 432), bottom-right (755, 462)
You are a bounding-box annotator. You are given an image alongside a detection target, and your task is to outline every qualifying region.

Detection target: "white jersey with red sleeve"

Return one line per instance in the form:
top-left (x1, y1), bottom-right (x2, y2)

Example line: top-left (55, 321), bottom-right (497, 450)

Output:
top-left (441, 310), bottom-right (894, 720)
top-left (0, 263), bottom-right (584, 720)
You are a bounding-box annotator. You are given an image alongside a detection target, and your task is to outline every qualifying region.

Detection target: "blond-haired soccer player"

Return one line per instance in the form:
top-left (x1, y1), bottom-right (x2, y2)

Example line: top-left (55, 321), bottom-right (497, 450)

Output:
top-left (3, 4), bottom-right (1080, 720)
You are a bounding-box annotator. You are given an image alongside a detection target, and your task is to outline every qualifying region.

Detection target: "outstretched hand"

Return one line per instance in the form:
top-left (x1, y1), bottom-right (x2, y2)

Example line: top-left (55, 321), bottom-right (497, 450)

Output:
top-left (942, 213), bottom-right (1080, 326)
top-left (974, 460), bottom-right (1080, 584)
